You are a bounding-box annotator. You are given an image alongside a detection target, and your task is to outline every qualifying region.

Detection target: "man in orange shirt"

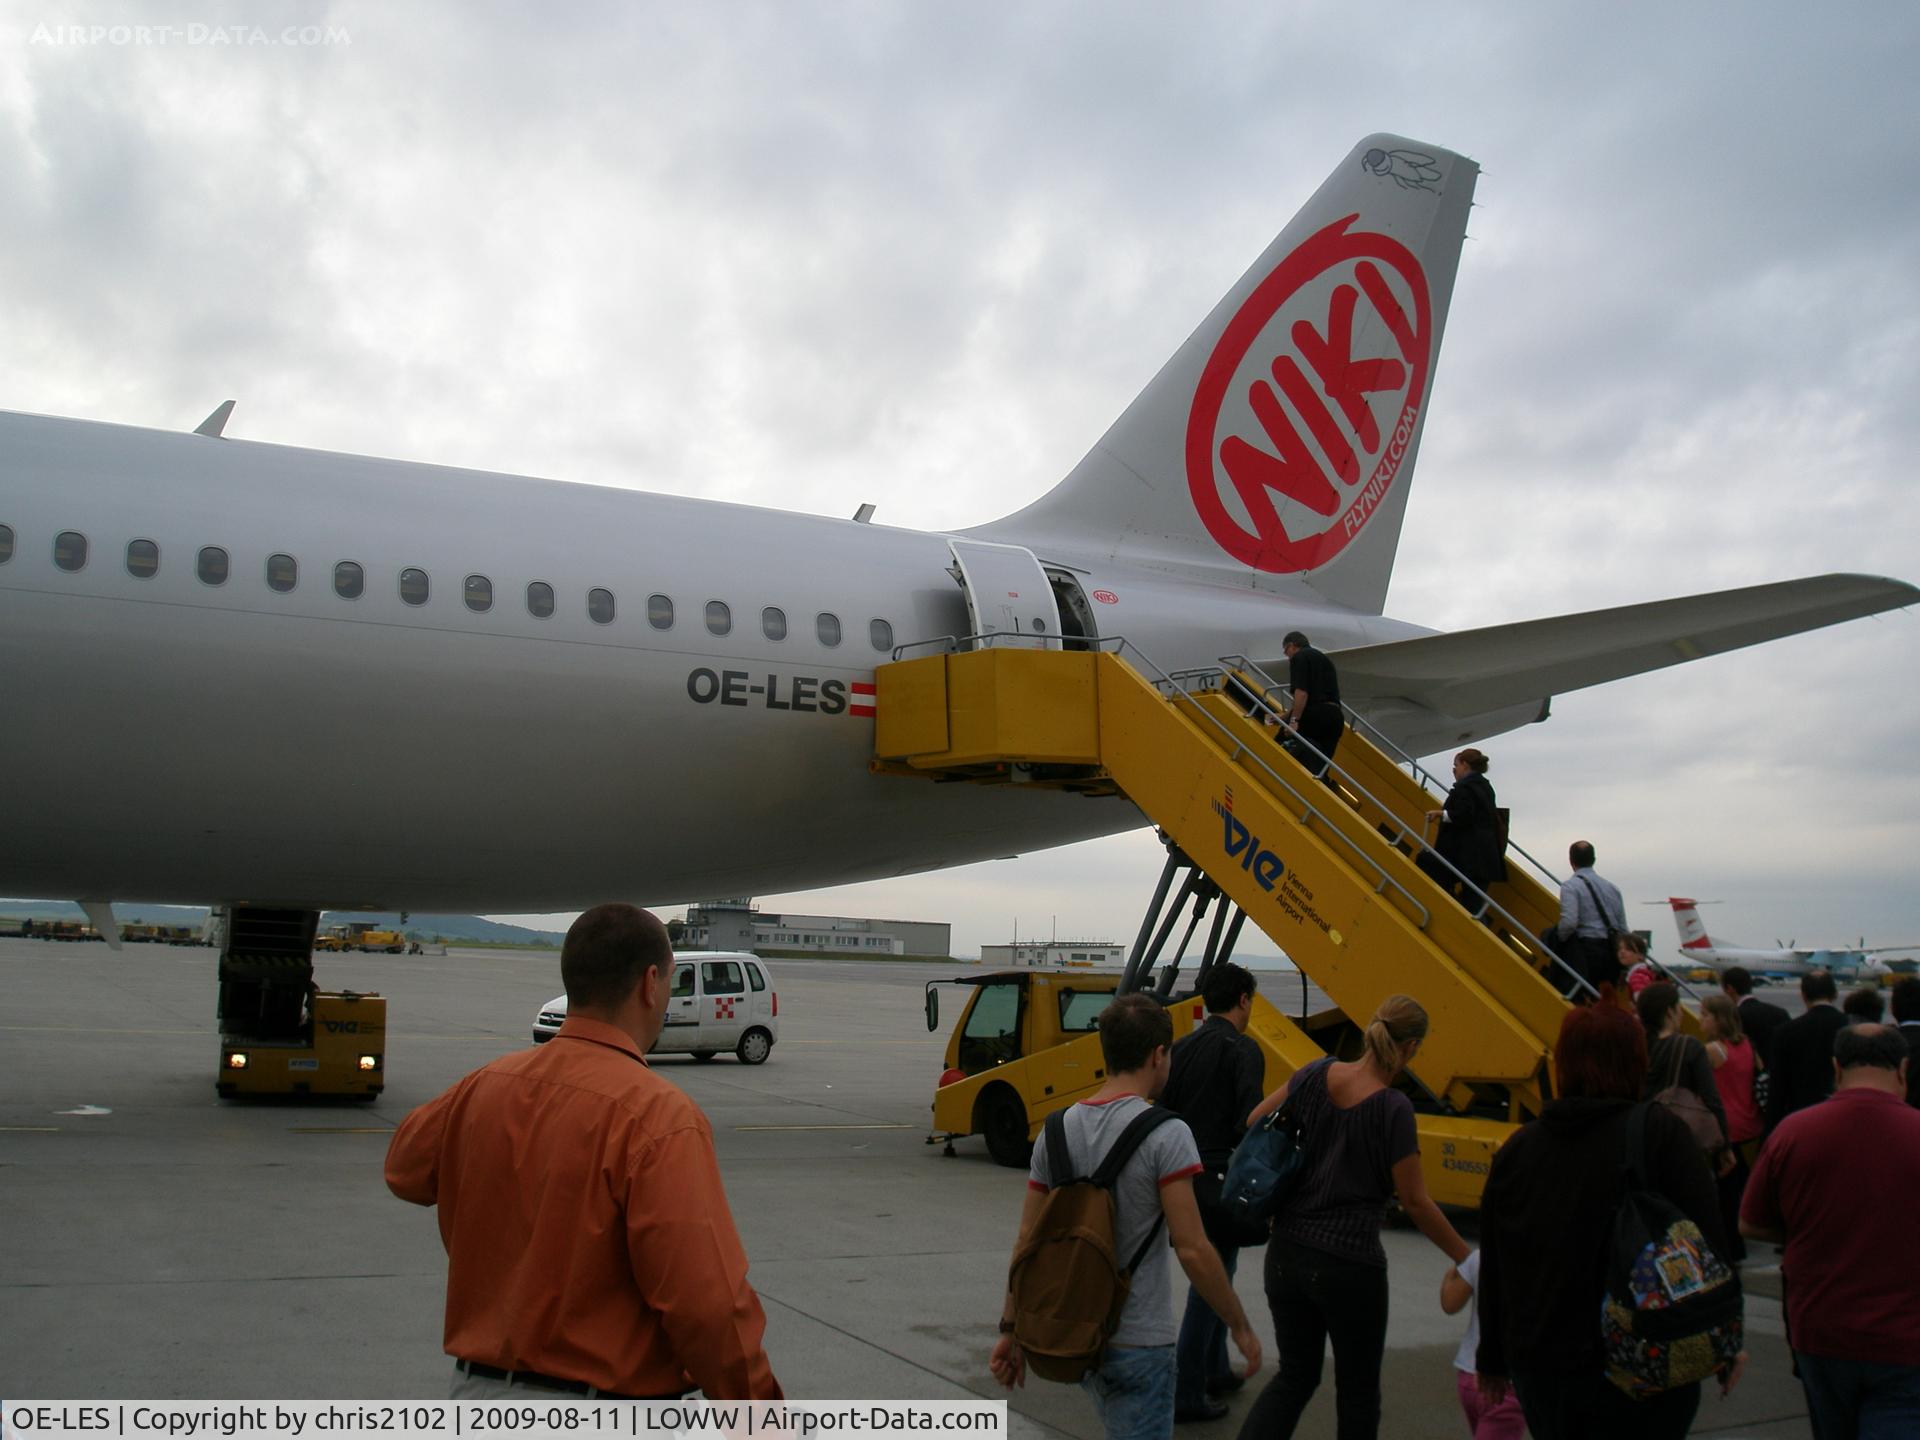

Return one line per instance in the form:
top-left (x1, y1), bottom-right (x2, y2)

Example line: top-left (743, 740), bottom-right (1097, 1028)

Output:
top-left (386, 904), bottom-right (782, 1400)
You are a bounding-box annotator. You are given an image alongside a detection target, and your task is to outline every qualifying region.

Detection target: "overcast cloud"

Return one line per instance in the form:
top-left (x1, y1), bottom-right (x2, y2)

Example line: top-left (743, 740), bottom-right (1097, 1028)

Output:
top-left (3, 2), bottom-right (1915, 960)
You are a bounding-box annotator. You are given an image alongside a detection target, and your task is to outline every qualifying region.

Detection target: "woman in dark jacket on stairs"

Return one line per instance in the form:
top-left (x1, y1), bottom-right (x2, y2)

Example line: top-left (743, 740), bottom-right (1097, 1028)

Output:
top-left (1417, 748), bottom-right (1504, 915)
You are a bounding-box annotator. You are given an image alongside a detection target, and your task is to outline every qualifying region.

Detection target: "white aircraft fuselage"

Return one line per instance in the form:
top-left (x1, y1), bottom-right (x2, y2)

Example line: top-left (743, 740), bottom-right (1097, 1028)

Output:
top-left (0, 410), bottom-right (1431, 911)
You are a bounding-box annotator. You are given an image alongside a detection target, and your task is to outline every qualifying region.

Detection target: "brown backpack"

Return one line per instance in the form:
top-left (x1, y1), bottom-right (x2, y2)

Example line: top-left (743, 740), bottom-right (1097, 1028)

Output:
top-left (1008, 1105), bottom-right (1178, 1381)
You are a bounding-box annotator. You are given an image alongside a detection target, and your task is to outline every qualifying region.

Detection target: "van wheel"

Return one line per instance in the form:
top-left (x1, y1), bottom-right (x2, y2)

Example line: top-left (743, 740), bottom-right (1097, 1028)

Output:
top-left (979, 1088), bottom-right (1033, 1168)
top-left (691, 1050), bottom-right (717, 1062)
top-left (736, 1028), bottom-right (773, 1065)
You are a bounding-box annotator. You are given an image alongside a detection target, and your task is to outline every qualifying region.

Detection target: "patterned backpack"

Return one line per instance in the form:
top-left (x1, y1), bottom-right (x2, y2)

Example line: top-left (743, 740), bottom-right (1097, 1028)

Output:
top-left (1600, 1104), bottom-right (1744, 1396)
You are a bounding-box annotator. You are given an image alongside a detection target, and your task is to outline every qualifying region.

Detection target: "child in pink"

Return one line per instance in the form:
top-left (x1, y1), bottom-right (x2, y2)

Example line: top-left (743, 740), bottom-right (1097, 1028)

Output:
top-left (1442, 1249), bottom-right (1525, 1439)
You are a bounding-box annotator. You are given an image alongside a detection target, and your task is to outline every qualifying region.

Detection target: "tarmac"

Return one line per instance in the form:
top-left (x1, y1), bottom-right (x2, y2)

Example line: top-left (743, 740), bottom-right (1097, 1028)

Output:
top-left (0, 938), bottom-right (1815, 1437)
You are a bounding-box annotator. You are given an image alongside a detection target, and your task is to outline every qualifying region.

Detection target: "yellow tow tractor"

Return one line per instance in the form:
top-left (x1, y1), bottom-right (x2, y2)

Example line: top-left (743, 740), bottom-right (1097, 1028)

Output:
top-left (216, 908), bottom-right (385, 1100)
top-left (925, 956), bottom-right (1328, 1168)
top-left (315, 920), bottom-right (409, 953)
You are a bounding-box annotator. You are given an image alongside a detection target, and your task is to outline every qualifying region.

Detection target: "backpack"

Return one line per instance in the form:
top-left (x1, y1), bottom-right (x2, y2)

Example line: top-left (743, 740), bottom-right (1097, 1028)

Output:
top-left (1008, 1104), bottom-right (1178, 1382)
top-left (1600, 1105), bottom-right (1744, 1397)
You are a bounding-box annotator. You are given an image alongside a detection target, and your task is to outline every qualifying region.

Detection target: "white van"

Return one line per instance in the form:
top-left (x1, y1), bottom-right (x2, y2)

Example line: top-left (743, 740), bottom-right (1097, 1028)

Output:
top-left (531, 951), bottom-right (779, 1064)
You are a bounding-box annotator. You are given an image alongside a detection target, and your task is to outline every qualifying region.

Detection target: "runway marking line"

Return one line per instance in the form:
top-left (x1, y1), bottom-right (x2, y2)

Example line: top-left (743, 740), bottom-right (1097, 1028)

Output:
top-left (291, 1127), bottom-right (392, 1134)
top-left (0, 1126), bottom-right (62, 1132)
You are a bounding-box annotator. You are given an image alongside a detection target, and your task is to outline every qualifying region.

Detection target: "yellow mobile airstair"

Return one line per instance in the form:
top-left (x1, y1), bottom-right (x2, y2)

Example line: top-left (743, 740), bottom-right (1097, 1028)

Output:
top-left (876, 639), bottom-right (1595, 1206)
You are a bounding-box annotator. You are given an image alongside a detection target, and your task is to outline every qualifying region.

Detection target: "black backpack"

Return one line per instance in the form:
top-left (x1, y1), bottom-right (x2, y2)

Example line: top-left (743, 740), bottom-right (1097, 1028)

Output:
top-left (1007, 1105), bottom-right (1178, 1382)
top-left (1600, 1105), bottom-right (1744, 1397)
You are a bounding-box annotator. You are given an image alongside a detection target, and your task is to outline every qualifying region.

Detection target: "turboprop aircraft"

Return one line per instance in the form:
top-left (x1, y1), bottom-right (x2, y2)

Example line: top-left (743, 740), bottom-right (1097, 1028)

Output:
top-left (1662, 898), bottom-right (1920, 981)
top-left (1, 134), bottom-right (1914, 939)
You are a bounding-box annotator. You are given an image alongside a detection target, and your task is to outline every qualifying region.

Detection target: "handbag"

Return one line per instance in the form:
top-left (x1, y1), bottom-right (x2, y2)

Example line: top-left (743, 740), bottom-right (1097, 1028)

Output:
top-left (1652, 1037), bottom-right (1726, 1156)
top-left (1193, 1164), bottom-right (1275, 1248)
top-left (1218, 1099), bottom-right (1307, 1231)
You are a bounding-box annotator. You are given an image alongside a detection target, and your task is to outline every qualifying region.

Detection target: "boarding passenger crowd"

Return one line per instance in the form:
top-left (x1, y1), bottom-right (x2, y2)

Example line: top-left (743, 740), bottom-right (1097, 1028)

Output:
top-left (382, 896), bottom-right (1920, 1440)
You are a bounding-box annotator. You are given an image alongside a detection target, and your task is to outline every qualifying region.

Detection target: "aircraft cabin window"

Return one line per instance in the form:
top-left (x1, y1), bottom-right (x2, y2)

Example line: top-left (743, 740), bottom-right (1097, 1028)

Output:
top-left (126, 539), bottom-right (160, 579)
top-left (527, 581), bottom-right (555, 618)
top-left (54, 530), bottom-right (88, 572)
top-left (197, 546), bottom-right (229, 586)
top-left (334, 561), bottom-right (365, 600)
top-left (399, 568), bottom-right (430, 606)
top-left (0, 523), bottom-right (13, 564)
top-left (464, 575), bottom-right (493, 613)
top-left (588, 587), bottom-right (616, 625)
top-left (705, 600), bottom-right (731, 636)
top-left (816, 612), bottom-right (841, 647)
top-left (648, 594), bottom-right (674, 630)
top-left (266, 553), bottom-right (297, 593)
top-left (869, 617), bottom-right (893, 653)
top-left (762, 606), bottom-right (786, 641)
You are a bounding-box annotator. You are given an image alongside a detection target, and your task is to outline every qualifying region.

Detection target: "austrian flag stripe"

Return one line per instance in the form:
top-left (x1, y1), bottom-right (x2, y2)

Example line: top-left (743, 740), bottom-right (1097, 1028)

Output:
top-left (849, 681), bottom-right (877, 719)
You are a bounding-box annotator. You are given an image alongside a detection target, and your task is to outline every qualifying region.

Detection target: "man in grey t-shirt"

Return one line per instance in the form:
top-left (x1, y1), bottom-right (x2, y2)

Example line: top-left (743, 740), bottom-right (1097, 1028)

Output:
top-left (991, 994), bottom-right (1262, 1439)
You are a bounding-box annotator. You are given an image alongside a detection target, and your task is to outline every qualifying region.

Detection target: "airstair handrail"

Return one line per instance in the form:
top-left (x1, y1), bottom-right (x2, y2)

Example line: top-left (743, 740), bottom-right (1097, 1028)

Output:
top-left (1203, 651), bottom-right (1594, 1000)
top-left (1219, 653), bottom-right (1569, 894)
top-left (1073, 635), bottom-right (1442, 934)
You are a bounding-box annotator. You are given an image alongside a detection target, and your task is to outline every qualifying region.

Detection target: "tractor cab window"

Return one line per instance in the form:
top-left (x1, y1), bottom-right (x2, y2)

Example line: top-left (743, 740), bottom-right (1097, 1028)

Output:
top-left (1057, 988), bottom-right (1108, 1034)
top-left (957, 979), bottom-right (1025, 1074)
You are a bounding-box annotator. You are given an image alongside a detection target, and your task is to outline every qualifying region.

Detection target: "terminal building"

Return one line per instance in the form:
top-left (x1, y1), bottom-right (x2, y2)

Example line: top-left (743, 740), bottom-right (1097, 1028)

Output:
top-left (978, 940), bottom-right (1127, 969)
top-left (681, 899), bottom-right (951, 959)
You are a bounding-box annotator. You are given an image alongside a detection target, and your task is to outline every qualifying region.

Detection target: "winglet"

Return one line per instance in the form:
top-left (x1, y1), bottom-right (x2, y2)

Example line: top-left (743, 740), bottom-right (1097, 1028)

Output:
top-left (194, 401), bottom-right (236, 438)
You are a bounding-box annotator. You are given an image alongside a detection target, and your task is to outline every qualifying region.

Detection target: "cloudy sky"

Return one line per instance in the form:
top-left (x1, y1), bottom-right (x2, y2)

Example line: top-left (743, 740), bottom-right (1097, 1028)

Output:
top-left (4, 3), bottom-right (1916, 961)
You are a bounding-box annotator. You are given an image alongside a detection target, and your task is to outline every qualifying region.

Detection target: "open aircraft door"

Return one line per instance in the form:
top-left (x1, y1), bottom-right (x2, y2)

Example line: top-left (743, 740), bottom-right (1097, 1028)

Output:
top-left (948, 540), bottom-right (1063, 651)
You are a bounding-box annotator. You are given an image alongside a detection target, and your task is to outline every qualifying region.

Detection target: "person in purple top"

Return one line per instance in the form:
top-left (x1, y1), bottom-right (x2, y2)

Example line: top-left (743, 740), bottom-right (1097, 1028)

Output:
top-left (1235, 995), bottom-right (1470, 1440)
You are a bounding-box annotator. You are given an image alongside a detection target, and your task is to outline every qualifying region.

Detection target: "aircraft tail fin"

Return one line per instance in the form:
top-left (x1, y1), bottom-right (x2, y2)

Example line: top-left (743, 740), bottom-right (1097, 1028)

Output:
top-left (1669, 898), bottom-right (1719, 955)
top-left (972, 134), bottom-right (1477, 615)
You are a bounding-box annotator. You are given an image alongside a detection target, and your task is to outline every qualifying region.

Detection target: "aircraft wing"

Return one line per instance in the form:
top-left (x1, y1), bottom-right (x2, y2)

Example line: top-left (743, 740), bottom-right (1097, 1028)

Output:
top-left (1319, 574), bottom-right (1917, 718)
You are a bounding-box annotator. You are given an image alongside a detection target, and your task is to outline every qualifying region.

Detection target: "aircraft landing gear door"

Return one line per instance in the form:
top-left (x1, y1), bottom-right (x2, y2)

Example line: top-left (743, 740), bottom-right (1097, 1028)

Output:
top-left (948, 540), bottom-right (1063, 651)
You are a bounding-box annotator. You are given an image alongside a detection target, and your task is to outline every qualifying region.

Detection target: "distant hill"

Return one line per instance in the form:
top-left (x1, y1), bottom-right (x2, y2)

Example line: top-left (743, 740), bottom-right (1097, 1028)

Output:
top-left (0, 901), bottom-right (563, 947)
top-left (0, 900), bottom-right (210, 925)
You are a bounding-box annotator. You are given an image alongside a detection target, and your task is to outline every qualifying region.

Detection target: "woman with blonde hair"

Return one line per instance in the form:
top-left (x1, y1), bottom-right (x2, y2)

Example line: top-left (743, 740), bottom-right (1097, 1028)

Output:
top-left (1236, 995), bottom-right (1470, 1440)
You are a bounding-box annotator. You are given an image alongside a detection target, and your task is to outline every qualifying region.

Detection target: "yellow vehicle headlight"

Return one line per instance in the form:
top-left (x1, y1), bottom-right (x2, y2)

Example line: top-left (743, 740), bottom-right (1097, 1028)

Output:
top-left (225, 1052), bottom-right (249, 1070)
top-left (358, 1054), bottom-right (381, 1071)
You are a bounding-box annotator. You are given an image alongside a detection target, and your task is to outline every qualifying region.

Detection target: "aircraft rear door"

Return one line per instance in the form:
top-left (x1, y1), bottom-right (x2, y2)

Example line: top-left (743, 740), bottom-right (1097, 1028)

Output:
top-left (948, 540), bottom-right (1063, 651)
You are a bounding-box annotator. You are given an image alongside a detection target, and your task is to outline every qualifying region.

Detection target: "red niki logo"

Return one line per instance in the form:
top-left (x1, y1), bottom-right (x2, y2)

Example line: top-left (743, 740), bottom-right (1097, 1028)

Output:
top-left (1185, 215), bottom-right (1432, 572)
